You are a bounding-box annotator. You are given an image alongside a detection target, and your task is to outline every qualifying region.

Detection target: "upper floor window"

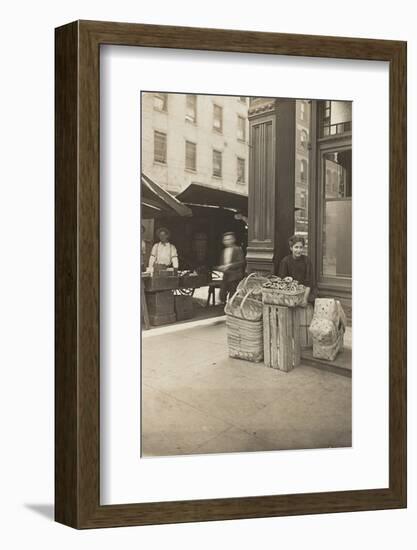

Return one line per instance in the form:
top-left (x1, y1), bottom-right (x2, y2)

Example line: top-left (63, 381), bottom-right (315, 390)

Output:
top-left (237, 116), bottom-right (246, 141)
top-left (154, 131), bottom-right (167, 163)
top-left (153, 93), bottom-right (168, 112)
top-left (239, 97), bottom-right (247, 104)
top-left (237, 157), bottom-right (245, 184)
top-left (300, 129), bottom-right (308, 150)
top-left (213, 149), bottom-right (222, 177)
top-left (213, 104), bottom-right (223, 133)
top-left (185, 95), bottom-right (197, 123)
top-left (185, 141), bottom-right (197, 171)
top-left (300, 159), bottom-right (308, 181)
top-left (320, 100), bottom-right (352, 137)
top-left (300, 101), bottom-right (306, 121)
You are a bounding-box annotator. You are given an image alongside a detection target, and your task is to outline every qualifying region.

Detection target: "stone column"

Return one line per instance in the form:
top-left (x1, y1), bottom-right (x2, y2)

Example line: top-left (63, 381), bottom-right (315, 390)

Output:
top-left (246, 98), bottom-right (296, 274)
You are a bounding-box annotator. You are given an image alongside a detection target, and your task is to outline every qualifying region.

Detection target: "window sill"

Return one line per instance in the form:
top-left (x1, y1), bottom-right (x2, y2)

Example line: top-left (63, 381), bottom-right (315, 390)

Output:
top-left (153, 160), bottom-right (167, 166)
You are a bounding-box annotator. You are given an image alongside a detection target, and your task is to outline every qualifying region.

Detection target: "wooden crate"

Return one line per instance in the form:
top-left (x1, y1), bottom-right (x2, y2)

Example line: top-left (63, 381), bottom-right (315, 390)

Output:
top-left (295, 304), bottom-right (314, 349)
top-left (263, 304), bottom-right (301, 372)
top-left (174, 294), bottom-right (194, 321)
top-left (146, 290), bottom-right (175, 326)
top-left (149, 312), bottom-right (176, 326)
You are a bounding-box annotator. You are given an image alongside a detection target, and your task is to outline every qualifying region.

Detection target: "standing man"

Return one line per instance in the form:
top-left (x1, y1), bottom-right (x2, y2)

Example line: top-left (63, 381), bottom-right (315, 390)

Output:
top-left (148, 227), bottom-right (179, 272)
top-left (217, 231), bottom-right (245, 303)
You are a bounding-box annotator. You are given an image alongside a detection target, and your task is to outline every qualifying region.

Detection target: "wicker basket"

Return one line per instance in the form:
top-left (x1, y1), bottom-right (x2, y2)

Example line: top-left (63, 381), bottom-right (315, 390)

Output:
top-left (174, 294), bottom-right (194, 321)
top-left (225, 289), bottom-right (263, 362)
top-left (224, 288), bottom-right (263, 321)
top-left (261, 286), bottom-right (305, 307)
top-left (236, 272), bottom-right (269, 301)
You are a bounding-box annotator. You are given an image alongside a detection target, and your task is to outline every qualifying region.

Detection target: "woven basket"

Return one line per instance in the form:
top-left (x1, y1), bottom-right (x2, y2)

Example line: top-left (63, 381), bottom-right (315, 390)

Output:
top-left (261, 286), bottom-right (305, 307)
top-left (225, 289), bottom-right (263, 362)
top-left (236, 272), bottom-right (269, 301)
top-left (224, 288), bottom-right (263, 321)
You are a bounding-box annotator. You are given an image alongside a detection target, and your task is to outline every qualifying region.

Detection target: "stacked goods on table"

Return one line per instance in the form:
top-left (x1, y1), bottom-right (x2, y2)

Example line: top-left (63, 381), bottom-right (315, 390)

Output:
top-left (309, 298), bottom-right (346, 361)
top-left (225, 274), bottom-right (266, 362)
top-left (173, 290), bottom-right (194, 321)
top-left (143, 268), bottom-right (179, 292)
top-left (261, 276), bottom-right (305, 307)
top-left (178, 270), bottom-right (208, 289)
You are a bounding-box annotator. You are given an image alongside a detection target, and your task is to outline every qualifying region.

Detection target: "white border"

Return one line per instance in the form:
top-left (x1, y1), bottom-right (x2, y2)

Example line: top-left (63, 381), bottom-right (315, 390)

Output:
top-left (100, 45), bottom-right (389, 504)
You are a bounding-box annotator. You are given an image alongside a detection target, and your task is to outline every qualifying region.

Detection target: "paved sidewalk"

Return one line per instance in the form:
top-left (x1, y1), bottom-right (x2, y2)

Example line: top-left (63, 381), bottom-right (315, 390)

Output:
top-left (141, 319), bottom-right (352, 457)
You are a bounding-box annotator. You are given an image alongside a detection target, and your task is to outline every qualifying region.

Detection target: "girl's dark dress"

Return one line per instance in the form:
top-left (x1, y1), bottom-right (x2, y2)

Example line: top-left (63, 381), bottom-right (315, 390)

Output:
top-left (278, 254), bottom-right (317, 302)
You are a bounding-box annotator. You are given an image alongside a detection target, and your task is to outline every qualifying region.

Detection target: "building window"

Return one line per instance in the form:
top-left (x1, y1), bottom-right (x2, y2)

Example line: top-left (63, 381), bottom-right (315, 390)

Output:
top-left (300, 159), bottom-right (308, 182)
top-left (300, 101), bottom-right (306, 120)
top-left (213, 150), bottom-right (222, 178)
top-left (185, 95), bottom-right (197, 123)
top-left (300, 129), bottom-right (308, 150)
top-left (237, 157), bottom-right (245, 183)
top-left (239, 96), bottom-right (247, 104)
top-left (213, 104), bottom-right (223, 133)
top-left (154, 131), bottom-right (167, 163)
top-left (320, 100), bottom-right (352, 137)
top-left (237, 116), bottom-right (246, 141)
top-left (153, 93), bottom-right (168, 112)
top-left (185, 141), bottom-right (197, 171)
top-left (322, 149), bottom-right (352, 279)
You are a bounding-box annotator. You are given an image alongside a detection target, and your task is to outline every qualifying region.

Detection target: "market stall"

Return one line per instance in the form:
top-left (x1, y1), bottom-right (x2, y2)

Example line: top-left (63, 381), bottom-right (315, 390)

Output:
top-left (141, 174), bottom-right (193, 328)
top-left (141, 177), bottom-right (249, 328)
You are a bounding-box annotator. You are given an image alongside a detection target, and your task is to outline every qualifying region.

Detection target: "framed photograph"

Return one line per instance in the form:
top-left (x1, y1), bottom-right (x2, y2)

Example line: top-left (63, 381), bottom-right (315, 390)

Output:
top-left (55, 20), bottom-right (406, 528)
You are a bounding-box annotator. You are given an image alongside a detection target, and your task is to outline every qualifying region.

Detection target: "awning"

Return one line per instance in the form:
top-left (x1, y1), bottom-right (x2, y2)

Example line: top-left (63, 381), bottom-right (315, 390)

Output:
top-left (141, 174), bottom-right (192, 218)
top-left (175, 182), bottom-right (248, 214)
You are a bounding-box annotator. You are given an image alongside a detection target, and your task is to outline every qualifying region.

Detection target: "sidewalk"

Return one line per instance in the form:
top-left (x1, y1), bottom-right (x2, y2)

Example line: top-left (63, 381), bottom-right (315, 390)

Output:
top-left (142, 318), bottom-right (352, 457)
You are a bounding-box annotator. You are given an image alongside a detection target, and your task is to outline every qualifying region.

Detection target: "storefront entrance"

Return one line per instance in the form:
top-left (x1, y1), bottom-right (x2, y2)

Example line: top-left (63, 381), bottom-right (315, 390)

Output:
top-left (310, 100), bottom-right (352, 319)
top-left (246, 98), bottom-right (352, 320)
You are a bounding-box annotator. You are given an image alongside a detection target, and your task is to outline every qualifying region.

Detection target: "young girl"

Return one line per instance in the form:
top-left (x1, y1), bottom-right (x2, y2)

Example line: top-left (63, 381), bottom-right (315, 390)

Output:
top-left (278, 235), bottom-right (316, 305)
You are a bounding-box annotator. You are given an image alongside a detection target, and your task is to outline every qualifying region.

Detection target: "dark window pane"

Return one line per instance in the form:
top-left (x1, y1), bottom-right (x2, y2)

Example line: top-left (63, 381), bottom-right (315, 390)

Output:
top-left (322, 149), bottom-right (352, 278)
top-left (185, 141), bottom-right (196, 171)
top-left (186, 95), bottom-right (197, 123)
top-left (154, 93), bottom-right (168, 112)
top-left (237, 116), bottom-right (246, 141)
top-left (154, 131), bottom-right (167, 163)
top-left (213, 105), bottom-right (223, 132)
top-left (213, 150), bottom-right (222, 177)
top-left (237, 157), bottom-right (245, 183)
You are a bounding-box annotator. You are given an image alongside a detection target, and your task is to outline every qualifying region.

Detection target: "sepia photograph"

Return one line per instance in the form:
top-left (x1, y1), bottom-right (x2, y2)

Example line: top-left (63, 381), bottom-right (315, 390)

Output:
top-left (140, 92), bottom-right (352, 457)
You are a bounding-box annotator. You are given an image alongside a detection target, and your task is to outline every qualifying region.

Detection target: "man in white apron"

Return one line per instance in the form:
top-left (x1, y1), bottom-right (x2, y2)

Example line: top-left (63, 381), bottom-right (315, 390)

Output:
top-left (148, 227), bottom-right (179, 272)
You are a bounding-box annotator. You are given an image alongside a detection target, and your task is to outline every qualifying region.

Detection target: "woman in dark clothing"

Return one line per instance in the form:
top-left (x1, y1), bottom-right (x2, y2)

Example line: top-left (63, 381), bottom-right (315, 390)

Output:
top-left (278, 235), bottom-right (316, 305)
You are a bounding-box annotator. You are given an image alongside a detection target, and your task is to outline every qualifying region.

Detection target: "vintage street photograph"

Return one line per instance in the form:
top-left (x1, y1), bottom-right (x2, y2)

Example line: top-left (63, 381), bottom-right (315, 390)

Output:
top-left (140, 92), bottom-right (352, 457)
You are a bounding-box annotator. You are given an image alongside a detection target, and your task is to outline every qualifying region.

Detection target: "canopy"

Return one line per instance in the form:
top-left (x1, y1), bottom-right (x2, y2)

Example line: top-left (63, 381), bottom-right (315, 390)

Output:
top-left (175, 182), bottom-right (248, 214)
top-left (141, 174), bottom-right (193, 218)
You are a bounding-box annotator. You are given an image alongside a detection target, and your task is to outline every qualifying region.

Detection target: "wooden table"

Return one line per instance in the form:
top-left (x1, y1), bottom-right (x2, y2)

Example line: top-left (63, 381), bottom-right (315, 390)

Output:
top-left (141, 273), bottom-right (151, 330)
